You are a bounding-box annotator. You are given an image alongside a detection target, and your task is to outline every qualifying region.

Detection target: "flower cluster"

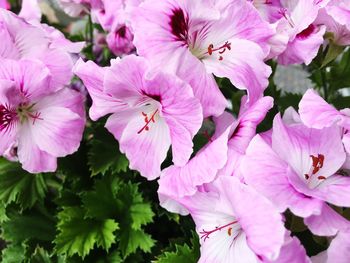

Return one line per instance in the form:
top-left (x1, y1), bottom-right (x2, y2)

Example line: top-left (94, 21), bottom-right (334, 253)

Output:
top-left (1, 0), bottom-right (350, 262)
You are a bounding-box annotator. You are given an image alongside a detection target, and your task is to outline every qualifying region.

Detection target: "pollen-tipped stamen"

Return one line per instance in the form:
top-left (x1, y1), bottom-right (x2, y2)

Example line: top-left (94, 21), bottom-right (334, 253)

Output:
top-left (200, 220), bottom-right (238, 242)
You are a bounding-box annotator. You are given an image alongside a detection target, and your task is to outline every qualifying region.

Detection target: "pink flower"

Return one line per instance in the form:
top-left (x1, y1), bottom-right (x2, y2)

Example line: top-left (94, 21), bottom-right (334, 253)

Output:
top-left (74, 55), bottom-right (203, 180)
top-left (299, 89), bottom-right (350, 169)
top-left (106, 24), bottom-right (135, 56)
top-left (0, 9), bottom-right (84, 88)
top-left (275, 0), bottom-right (326, 65)
top-left (92, 0), bottom-right (141, 56)
top-left (242, 113), bottom-right (349, 219)
top-left (0, 59), bottom-right (85, 173)
top-left (131, 0), bottom-right (273, 117)
top-left (173, 176), bottom-right (285, 262)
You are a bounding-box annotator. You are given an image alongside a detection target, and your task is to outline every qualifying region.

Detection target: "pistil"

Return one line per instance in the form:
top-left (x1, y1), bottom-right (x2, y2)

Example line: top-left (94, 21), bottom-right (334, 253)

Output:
top-left (200, 220), bottom-right (238, 242)
top-left (137, 109), bottom-right (159, 134)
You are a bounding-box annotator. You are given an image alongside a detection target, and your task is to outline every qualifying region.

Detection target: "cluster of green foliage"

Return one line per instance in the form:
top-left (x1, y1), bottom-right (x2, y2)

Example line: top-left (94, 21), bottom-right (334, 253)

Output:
top-left (0, 13), bottom-right (349, 261)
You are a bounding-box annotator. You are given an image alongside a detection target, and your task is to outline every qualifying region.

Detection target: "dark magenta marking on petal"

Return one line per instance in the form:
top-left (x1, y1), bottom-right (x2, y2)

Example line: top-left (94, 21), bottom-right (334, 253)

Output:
top-left (297, 24), bottom-right (316, 40)
top-left (169, 8), bottom-right (189, 43)
top-left (117, 26), bottom-right (126, 38)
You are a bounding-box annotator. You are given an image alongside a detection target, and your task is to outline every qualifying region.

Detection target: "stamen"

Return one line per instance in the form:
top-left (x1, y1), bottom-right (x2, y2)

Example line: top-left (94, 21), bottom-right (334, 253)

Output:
top-left (137, 109), bottom-right (159, 134)
top-left (206, 41), bottom-right (232, 61)
top-left (28, 112), bottom-right (43, 125)
top-left (200, 220), bottom-right (238, 242)
top-left (305, 154), bottom-right (326, 182)
top-left (278, 8), bottom-right (295, 28)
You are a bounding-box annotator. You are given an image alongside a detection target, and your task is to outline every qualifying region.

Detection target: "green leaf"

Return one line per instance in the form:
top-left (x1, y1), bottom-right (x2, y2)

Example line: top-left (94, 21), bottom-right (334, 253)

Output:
top-left (2, 211), bottom-right (56, 243)
top-left (0, 158), bottom-right (47, 209)
top-left (155, 244), bottom-right (197, 263)
top-left (54, 207), bottom-right (119, 258)
top-left (81, 176), bottom-right (120, 219)
top-left (117, 182), bottom-right (155, 257)
top-left (119, 229), bottom-right (155, 257)
top-left (0, 202), bottom-right (9, 223)
top-left (82, 177), bottom-right (155, 258)
top-left (1, 243), bottom-right (26, 263)
top-left (155, 233), bottom-right (200, 263)
top-left (30, 247), bottom-right (52, 263)
top-left (88, 126), bottom-right (128, 176)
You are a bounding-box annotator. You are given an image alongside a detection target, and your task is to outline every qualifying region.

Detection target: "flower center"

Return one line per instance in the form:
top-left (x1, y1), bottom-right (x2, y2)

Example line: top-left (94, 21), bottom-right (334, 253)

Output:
top-left (16, 103), bottom-right (43, 125)
top-left (0, 104), bottom-right (16, 132)
top-left (137, 109), bottom-right (159, 134)
top-left (200, 220), bottom-right (238, 242)
top-left (304, 154), bottom-right (326, 181)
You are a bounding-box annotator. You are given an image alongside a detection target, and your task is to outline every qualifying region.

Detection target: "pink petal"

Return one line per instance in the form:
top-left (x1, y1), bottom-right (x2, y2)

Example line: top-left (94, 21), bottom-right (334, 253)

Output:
top-left (30, 89), bottom-right (85, 157)
top-left (73, 58), bottom-right (126, 120)
top-left (324, 230), bottom-right (350, 263)
top-left (304, 204), bottom-right (350, 236)
top-left (299, 89), bottom-right (344, 129)
top-left (19, 0), bottom-right (41, 22)
top-left (266, 235), bottom-right (311, 263)
top-left (0, 59), bottom-right (51, 101)
top-left (17, 121), bottom-right (57, 173)
top-left (310, 175), bottom-right (350, 207)
top-left (272, 114), bottom-right (346, 185)
top-left (106, 107), bottom-right (171, 180)
top-left (0, 22), bottom-right (19, 59)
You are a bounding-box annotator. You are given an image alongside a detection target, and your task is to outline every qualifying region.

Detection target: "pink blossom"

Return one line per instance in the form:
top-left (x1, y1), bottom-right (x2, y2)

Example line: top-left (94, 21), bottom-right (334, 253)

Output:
top-left (106, 24), bottom-right (135, 56)
top-left (0, 9), bottom-right (84, 89)
top-left (0, 59), bottom-right (85, 173)
top-left (299, 89), bottom-right (350, 169)
top-left (275, 0), bottom-right (326, 65)
top-left (131, 0), bottom-right (273, 117)
top-left (242, 113), bottom-right (349, 219)
top-left (74, 55), bottom-right (203, 180)
top-left (173, 176), bottom-right (285, 262)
